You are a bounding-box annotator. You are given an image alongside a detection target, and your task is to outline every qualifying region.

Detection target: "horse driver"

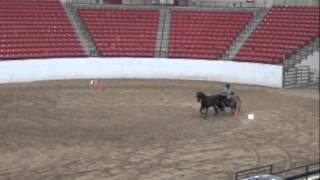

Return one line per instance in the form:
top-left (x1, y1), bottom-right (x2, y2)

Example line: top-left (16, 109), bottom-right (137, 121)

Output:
top-left (221, 84), bottom-right (232, 106)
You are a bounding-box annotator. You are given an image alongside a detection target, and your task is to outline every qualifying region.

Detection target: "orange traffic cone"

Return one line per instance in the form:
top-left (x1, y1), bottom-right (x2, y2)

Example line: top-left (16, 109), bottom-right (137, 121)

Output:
top-left (233, 111), bottom-right (240, 119)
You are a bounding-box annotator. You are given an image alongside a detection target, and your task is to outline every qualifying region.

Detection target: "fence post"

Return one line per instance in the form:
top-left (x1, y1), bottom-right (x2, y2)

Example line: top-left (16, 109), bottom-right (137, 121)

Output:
top-left (306, 164), bottom-right (309, 180)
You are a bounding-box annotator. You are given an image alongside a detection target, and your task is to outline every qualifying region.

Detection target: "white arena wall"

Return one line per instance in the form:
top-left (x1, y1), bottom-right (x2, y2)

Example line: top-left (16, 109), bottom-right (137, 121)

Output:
top-left (0, 57), bottom-right (283, 88)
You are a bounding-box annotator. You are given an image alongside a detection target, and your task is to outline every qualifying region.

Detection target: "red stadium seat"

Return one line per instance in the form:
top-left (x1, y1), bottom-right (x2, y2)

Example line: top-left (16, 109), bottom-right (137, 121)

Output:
top-left (78, 8), bottom-right (159, 57)
top-left (168, 10), bottom-right (253, 60)
top-left (235, 5), bottom-right (319, 64)
top-left (0, 0), bottom-right (85, 60)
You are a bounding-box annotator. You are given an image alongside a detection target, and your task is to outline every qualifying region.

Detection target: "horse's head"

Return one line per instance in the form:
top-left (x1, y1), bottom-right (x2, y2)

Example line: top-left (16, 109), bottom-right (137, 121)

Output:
top-left (196, 92), bottom-right (205, 102)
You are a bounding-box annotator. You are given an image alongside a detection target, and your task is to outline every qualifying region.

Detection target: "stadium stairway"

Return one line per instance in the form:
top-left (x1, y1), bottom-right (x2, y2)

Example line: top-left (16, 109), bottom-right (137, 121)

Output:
top-left (154, 7), bottom-right (171, 58)
top-left (63, 3), bottom-right (98, 56)
top-left (154, 7), bottom-right (168, 57)
top-left (222, 7), bottom-right (268, 59)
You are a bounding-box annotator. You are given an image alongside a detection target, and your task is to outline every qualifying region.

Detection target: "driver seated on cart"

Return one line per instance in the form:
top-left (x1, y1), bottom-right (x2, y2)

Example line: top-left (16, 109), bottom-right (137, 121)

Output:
top-left (221, 84), bottom-right (233, 106)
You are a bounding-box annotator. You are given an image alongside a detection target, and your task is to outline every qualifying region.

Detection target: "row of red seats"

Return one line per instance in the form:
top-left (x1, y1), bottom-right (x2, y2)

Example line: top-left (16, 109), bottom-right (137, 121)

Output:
top-left (91, 33), bottom-right (155, 37)
top-left (79, 11), bottom-right (158, 14)
top-left (0, 47), bottom-right (83, 53)
top-left (0, 43), bottom-right (81, 48)
top-left (84, 20), bottom-right (158, 23)
top-left (270, 9), bottom-right (319, 12)
top-left (98, 47), bottom-right (154, 52)
top-left (253, 30), bottom-right (317, 37)
top-left (0, 29), bottom-right (77, 34)
top-left (169, 43), bottom-right (227, 50)
top-left (250, 34), bottom-right (313, 41)
top-left (0, 52), bottom-right (85, 59)
top-left (255, 26), bottom-right (318, 33)
top-left (1, 39), bottom-right (81, 45)
top-left (171, 23), bottom-right (244, 28)
top-left (89, 30), bottom-right (157, 35)
top-left (173, 13), bottom-right (251, 16)
top-left (81, 18), bottom-right (158, 22)
top-left (244, 42), bottom-right (299, 49)
top-left (79, 8), bottom-right (159, 57)
top-left (170, 36), bottom-right (233, 41)
top-left (170, 28), bottom-right (241, 34)
top-left (0, 14), bottom-right (67, 18)
top-left (1, 33), bottom-right (77, 38)
top-left (265, 13), bottom-right (319, 20)
top-left (247, 39), bottom-right (310, 46)
top-left (172, 12), bottom-right (251, 16)
top-left (0, 17), bottom-right (74, 21)
top-left (1, 26), bottom-right (74, 30)
top-left (259, 22), bottom-right (318, 28)
top-left (80, 12), bottom-right (158, 15)
top-left (234, 56), bottom-right (281, 64)
top-left (84, 23), bottom-right (158, 28)
top-left (171, 20), bottom-right (247, 25)
top-left (0, 0), bottom-right (85, 59)
top-left (237, 51), bottom-right (283, 59)
top-left (267, 12), bottom-right (319, 16)
top-left (86, 30), bottom-right (157, 36)
top-left (98, 46), bottom-right (154, 57)
top-left (85, 27), bottom-right (157, 31)
top-left (96, 42), bottom-right (154, 49)
top-left (93, 39), bottom-right (155, 43)
top-left (170, 31), bottom-right (237, 36)
top-left (169, 10), bottom-right (252, 60)
top-left (262, 18), bottom-right (319, 23)
top-left (168, 53), bottom-right (220, 60)
top-left (100, 52), bottom-right (154, 57)
top-left (0, 21), bottom-right (72, 25)
top-left (240, 46), bottom-right (289, 54)
top-left (169, 40), bottom-right (230, 46)
top-left (235, 5), bottom-right (318, 64)
top-left (172, 17), bottom-right (251, 21)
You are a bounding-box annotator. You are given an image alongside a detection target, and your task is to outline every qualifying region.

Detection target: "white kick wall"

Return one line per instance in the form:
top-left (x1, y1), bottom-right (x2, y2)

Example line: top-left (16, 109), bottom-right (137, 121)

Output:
top-left (0, 57), bottom-right (283, 88)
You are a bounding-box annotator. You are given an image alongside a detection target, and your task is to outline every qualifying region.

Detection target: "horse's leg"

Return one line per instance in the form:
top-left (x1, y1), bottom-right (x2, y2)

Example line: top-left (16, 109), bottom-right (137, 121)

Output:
top-left (219, 104), bottom-right (225, 112)
top-left (213, 106), bottom-right (218, 116)
top-left (204, 108), bottom-right (208, 119)
top-left (199, 106), bottom-right (204, 114)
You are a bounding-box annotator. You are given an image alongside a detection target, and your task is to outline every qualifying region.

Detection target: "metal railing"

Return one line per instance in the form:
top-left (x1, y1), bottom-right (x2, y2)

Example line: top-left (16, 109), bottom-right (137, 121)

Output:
top-left (235, 165), bottom-right (273, 180)
top-left (66, 0), bottom-right (102, 4)
top-left (272, 0), bottom-right (319, 6)
top-left (235, 162), bottom-right (320, 180)
top-left (197, 1), bottom-right (257, 8)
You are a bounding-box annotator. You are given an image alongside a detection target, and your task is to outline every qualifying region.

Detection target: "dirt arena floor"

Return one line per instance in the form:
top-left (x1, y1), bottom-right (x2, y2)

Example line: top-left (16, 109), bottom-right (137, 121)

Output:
top-left (0, 79), bottom-right (319, 180)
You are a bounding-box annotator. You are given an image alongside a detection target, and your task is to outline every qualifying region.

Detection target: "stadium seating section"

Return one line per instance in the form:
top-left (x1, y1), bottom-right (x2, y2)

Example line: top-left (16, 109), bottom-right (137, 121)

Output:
top-left (0, 0), bottom-right (85, 59)
top-left (78, 8), bottom-right (159, 57)
top-left (0, 2), bottom-right (319, 64)
top-left (235, 6), bottom-right (320, 64)
top-left (168, 10), bottom-right (252, 60)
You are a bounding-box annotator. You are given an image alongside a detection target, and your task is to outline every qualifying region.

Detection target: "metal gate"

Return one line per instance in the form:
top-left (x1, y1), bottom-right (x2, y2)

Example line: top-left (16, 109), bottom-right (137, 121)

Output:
top-left (283, 62), bottom-right (319, 88)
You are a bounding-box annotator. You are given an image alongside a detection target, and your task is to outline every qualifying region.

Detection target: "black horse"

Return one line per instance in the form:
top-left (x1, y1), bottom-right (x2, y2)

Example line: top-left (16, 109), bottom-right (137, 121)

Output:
top-left (196, 92), bottom-right (225, 119)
